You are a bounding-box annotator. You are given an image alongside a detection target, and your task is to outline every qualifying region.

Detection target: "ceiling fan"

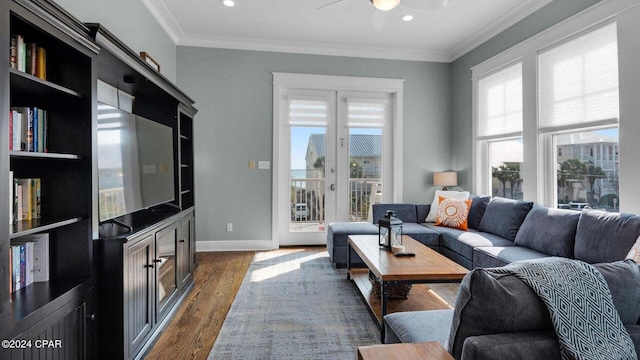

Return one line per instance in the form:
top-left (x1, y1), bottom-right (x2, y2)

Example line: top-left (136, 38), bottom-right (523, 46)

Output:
top-left (319, 0), bottom-right (451, 30)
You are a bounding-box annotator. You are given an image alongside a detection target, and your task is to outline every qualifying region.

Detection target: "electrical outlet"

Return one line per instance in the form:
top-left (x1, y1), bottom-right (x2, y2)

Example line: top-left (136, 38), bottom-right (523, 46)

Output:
top-left (226, 223), bottom-right (233, 232)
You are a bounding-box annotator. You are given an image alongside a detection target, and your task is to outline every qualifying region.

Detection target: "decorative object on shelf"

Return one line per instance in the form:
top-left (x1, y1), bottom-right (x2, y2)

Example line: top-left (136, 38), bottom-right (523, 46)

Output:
top-left (140, 51), bottom-right (160, 72)
top-left (434, 171), bottom-right (458, 190)
top-left (378, 210), bottom-right (402, 249)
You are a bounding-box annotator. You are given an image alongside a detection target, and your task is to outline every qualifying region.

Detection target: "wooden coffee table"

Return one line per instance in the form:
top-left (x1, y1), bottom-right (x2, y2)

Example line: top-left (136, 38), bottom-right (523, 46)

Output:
top-left (347, 235), bottom-right (468, 342)
top-left (357, 342), bottom-right (454, 360)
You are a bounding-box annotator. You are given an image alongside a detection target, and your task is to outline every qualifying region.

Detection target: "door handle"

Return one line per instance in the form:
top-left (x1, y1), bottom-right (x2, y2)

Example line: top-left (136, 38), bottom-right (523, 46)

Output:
top-left (330, 184), bottom-right (335, 191)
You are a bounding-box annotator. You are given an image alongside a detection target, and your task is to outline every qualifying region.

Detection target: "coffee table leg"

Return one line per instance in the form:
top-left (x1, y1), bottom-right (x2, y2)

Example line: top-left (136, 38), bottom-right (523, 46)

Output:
top-left (347, 243), bottom-right (352, 280)
top-left (381, 281), bottom-right (388, 343)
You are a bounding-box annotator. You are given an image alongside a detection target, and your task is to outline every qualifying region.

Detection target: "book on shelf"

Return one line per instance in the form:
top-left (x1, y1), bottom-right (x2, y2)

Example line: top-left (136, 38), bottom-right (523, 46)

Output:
top-left (9, 34), bottom-right (46, 79)
top-left (8, 107), bottom-right (47, 152)
top-left (9, 233), bottom-right (50, 293)
top-left (9, 171), bottom-right (13, 225)
top-left (14, 177), bottom-right (41, 222)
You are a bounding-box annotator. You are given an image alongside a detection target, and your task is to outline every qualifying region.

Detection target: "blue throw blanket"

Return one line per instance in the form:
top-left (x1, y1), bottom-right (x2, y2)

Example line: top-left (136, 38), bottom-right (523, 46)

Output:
top-left (490, 258), bottom-right (637, 360)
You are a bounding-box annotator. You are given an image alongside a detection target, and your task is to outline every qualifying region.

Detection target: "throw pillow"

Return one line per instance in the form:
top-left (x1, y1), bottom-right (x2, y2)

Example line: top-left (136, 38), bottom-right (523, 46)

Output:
top-left (425, 190), bottom-right (470, 222)
top-left (514, 206), bottom-right (581, 258)
top-left (435, 196), bottom-right (472, 230)
top-left (625, 236), bottom-right (640, 263)
top-left (477, 197), bottom-right (533, 241)
top-left (467, 195), bottom-right (490, 230)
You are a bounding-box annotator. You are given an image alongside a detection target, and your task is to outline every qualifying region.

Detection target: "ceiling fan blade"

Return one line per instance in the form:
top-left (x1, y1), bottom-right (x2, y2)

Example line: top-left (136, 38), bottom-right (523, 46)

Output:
top-left (318, 0), bottom-right (348, 11)
top-left (402, 0), bottom-right (450, 10)
top-left (371, 9), bottom-right (387, 30)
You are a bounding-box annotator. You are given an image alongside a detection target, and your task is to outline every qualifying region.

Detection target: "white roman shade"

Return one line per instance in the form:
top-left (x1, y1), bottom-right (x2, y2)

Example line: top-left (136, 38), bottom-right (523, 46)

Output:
top-left (347, 100), bottom-right (386, 128)
top-left (538, 22), bottom-right (619, 132)
top-left (288, 98), bottom-right (329, 126)
top-left (477, 62), bottom-right (523, 138)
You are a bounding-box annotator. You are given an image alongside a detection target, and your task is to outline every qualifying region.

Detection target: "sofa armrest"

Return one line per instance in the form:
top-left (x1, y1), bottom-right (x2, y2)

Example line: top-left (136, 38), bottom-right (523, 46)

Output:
top-left (461, 331), bottom-right (560, 360)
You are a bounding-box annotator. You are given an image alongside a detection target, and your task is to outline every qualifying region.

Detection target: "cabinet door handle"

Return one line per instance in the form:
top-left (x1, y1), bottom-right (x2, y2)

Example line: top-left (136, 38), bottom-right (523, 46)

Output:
top-left (179, 239), bottom-right (186, 243)
top-left (153, 259), bottom-right (162, 263)
top-left (145, 264), bottom-right (154, 268)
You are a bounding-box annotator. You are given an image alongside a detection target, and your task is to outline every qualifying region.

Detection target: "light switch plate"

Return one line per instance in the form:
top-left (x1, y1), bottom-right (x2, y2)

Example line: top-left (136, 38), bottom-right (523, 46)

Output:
top-left (258, 161), bottom-right (270, 170)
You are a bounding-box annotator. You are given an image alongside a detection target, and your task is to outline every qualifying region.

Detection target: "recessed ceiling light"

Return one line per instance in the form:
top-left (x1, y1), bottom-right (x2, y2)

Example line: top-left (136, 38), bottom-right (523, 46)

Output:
top-left (402, 15), bottom-right (414, 22)
top-left (222, 0), bottom-right (235, 7)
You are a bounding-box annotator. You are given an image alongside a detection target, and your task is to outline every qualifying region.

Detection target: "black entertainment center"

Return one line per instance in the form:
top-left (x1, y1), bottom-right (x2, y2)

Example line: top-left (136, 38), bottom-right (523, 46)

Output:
top-left (0, 2), bottom-right (198, 359)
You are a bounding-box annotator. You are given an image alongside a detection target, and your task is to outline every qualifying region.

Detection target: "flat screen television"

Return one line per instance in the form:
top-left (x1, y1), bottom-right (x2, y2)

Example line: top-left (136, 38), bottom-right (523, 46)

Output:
top-left (97, 102), bottom-right (175, 222)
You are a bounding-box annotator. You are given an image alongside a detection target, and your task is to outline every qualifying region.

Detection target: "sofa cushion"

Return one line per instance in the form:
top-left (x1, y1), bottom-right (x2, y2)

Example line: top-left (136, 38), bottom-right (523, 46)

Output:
top-left (575, 209), bottom-right (640, 263)
top-left (473, 246), bottom-right (550, 269)
top-left (478, 197), bottom-right (533, 241)
top-left (447, 260), bottom-right (640, 359)
top-left (467, 195), bottom-right (490, 230)
top-left (383, 309), bottom-right (453, 345)
top-left (426, 224), bottom-right (515, 262)
top-left (435, 196), bottom-right (472, 230)
top-left (461, 331), bottom-right (561, 360)
top-left (425, 190), bottom-right (470, 222)
top-left (401, 223), bottom-right (440, 247)
top-left (416, 204), bottom-right (430, 226)
top-left (625, 325), bottom-right (640, 355)
top-left (327, 222), bottom-right (378, 247)
top-left (372, 204), bottom-right (418, 223)
top-left (514, 206), bottom-right (580, 258)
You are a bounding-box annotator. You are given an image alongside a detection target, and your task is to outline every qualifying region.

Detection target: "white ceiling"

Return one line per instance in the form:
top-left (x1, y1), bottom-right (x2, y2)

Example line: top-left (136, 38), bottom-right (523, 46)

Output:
top-left (142, 0), bottom-right (554, 62)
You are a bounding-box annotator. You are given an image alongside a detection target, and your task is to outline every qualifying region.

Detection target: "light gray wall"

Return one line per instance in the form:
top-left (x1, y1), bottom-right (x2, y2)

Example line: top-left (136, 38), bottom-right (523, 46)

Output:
top-left (55, 0), bottom-right (177, 82)
top-left (450, 0), bottom-right (601, 191)
top-left (176, 47), bottom-right (451, 242)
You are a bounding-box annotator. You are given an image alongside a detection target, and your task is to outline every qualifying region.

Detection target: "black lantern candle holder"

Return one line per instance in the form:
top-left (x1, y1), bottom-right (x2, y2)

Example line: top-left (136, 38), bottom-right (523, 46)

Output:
top-left (378, 210), bottom-right (403, 250)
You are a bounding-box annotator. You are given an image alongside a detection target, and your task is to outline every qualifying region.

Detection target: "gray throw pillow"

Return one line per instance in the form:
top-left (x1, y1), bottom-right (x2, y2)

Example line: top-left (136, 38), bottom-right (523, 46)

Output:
top-left (447, 260), bottom-right (640, 360)
top-left (478, 197), bottom-right (533, 241)
top-left (574, 209), bottom-right (640, 263)
top-left (514, 206), bottom-right (580, 258)
top-left (467, 195), bottom-right (490, 230)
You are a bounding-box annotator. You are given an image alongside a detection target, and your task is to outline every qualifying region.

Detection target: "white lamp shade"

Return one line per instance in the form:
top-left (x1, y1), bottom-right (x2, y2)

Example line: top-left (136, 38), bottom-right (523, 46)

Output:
top-left (370, 0), bottom-right (402, 11)
top-left (434, 172), bottom-right (458, 187)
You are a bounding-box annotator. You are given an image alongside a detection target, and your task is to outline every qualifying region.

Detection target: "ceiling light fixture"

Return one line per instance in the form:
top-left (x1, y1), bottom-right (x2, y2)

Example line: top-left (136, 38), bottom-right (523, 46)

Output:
top-left (369, 0), bottom-right (401, 11)
top-left (222, 0), bottom-right (235, 7)
top-left (402, 14), bottom-right (413, 22)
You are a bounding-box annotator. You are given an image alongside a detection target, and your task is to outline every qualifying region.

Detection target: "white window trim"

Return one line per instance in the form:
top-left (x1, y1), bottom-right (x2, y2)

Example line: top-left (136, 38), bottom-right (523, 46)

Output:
top-left (471, 0), bottom-right (638, 207)
top-left (272, 73), bottom-right (404, 248)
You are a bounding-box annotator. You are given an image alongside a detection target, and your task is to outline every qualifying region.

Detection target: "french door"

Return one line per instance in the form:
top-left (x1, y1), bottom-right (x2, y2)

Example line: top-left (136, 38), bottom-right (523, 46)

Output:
top-left (273, 73), bottom-right (404, 246)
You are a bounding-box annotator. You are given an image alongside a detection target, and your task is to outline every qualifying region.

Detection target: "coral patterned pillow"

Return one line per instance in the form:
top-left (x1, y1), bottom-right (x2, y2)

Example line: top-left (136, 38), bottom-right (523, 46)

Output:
top-left (626, 235), bottom-right (640, 263)
top-left (435, 196), bottom-right (472, 231)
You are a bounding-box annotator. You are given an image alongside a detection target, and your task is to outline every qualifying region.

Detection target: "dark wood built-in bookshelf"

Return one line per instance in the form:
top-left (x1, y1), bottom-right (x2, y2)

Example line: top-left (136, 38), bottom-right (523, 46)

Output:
top-left (2, 2), bottom-right (198, 359)
top-left (1, 0), bottom-right (98, 358)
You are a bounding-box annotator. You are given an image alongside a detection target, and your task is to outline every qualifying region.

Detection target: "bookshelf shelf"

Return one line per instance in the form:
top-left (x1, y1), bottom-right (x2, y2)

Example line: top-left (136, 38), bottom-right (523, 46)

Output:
top-left (10, 151), bottom-right (82, 160)
top-left (10, 68), bottom-right (84, 99)
top-left (10, 217), bottom-right (83, 239)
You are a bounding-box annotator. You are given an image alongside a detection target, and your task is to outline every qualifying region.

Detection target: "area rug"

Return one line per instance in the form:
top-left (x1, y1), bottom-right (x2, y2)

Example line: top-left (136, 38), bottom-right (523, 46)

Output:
top-left (208, 248), bottom-right (380, 359)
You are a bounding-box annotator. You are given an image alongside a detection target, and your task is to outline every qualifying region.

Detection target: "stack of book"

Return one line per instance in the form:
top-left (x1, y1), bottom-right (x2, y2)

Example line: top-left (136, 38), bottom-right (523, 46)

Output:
top-left (8, 107), bottom-right (48, 152)
top-left (9, 233), bottom-right (50, 293)
top-left (9, 173), bottom-right (41, 224)
top-left (9, 34), bottom-right (46, 80)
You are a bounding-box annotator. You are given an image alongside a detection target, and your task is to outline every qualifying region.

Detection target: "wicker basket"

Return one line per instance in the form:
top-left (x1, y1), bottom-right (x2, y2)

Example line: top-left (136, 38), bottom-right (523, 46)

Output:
top-left (368, 270), bottom-right (412, 299)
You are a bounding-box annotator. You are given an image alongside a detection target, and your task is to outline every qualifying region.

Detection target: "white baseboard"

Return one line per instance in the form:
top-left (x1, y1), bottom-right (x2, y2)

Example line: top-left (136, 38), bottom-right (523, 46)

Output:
top-left (196, 239), bottom-right (277, 252)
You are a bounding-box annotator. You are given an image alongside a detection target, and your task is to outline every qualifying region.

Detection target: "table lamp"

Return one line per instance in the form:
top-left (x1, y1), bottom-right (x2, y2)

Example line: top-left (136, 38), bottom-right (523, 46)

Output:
top-left (433, 171), bottom-right (457, 191)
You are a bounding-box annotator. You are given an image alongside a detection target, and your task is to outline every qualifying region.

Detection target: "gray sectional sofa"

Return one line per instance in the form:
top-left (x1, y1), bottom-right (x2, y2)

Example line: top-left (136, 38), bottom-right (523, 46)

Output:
top-left (327, 196), bottom-right (640, 359)
top-left (327, 196), bottom-right (640, 269)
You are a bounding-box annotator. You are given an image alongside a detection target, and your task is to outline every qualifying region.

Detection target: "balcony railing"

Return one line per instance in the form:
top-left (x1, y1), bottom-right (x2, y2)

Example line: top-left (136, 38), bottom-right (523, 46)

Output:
top-left (290, 178), bottom-right (381, 224)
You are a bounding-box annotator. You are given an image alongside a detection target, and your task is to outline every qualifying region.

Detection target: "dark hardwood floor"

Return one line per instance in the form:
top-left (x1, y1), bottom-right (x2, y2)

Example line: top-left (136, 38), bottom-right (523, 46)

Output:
top-left (144, 251), bottom-right (255, 360)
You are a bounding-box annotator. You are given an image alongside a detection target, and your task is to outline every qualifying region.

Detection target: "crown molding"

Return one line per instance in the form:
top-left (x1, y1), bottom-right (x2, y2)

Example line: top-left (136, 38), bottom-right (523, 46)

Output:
top-left (447, 0), bottom-right (554, 61)
top-left (177, 35), bottom-right (451, 62)
top-left (139, 0), bottom-right (182, 43)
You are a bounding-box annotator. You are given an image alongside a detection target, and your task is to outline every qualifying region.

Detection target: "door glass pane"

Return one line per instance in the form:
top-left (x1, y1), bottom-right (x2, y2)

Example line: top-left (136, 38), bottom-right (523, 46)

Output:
top-left (291, 126), bottom-right (325, 232)
top-left (555, 128), bottom-right (619, 211)
top-left (348, 128), bottom-right (382, 222)
top-left (489, 138), bottom-right (523, 199)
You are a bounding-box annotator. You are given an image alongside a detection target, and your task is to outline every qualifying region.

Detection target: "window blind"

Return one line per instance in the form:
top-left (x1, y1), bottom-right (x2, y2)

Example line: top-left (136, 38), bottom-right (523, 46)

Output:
top-left (538, 22), bottom-right (618, 131)
top-left (347, 101), bottom-right (386, 128)
top-left (288, 98), bottom-right (328, 126)
top-left (478, 62), bottom-right (523, 138)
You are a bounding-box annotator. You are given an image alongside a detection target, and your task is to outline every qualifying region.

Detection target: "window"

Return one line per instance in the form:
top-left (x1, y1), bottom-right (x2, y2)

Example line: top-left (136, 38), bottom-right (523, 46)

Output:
top-left (475, 62), bottom-right (523, 199)
top-left (473, 19), bottom-right (620, 210)
top-left (539, 23), bottom-right (619, 211)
